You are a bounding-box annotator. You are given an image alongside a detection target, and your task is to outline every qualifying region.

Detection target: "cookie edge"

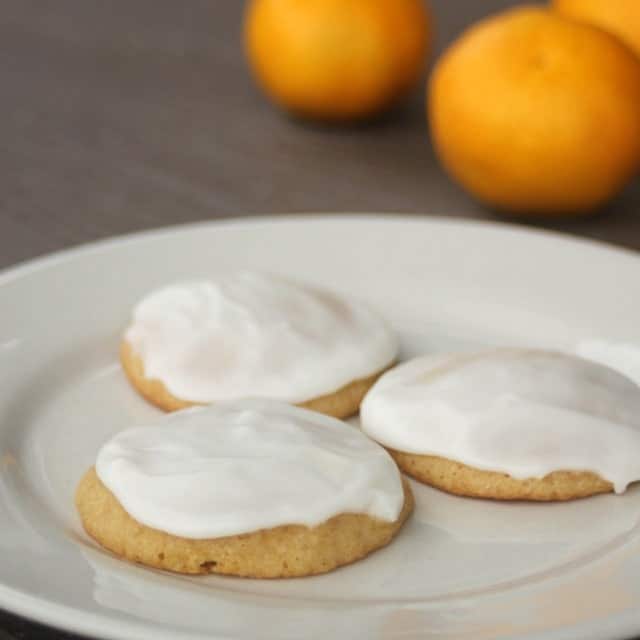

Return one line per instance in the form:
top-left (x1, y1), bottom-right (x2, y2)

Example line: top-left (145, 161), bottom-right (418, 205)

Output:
top-left (76, 467), bottom-right (414, 577)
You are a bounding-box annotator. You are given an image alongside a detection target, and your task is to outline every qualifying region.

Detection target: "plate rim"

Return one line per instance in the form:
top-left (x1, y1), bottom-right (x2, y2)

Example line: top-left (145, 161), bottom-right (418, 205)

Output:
top-left (2, 212), bottom-right (640, 286)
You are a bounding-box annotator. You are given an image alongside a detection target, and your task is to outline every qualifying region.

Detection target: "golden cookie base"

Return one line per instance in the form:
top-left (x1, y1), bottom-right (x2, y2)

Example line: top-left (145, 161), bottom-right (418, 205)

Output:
top-left (390, 449), bottom-right (613, 501)
top-left (76, 468), bottom-right (414, 577)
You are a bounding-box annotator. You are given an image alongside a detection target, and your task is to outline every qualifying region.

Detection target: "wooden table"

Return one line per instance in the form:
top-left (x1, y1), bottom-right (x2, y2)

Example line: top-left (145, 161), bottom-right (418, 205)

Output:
top-left (1, 1), bottom-right (638, 638)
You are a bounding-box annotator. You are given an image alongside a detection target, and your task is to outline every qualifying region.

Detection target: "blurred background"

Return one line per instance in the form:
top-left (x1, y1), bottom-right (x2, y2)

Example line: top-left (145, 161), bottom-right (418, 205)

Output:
top-left (2, 0), bottom-right (639, 276)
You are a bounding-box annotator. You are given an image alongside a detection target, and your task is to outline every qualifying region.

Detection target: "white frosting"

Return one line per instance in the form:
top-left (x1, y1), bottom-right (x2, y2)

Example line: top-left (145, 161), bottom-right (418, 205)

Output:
top-left (124, 272), bottom-right (397, 404)
top-left (95, 400), bottom-right (404, 538)
top-left (360, 349), bottom-right (640, 493)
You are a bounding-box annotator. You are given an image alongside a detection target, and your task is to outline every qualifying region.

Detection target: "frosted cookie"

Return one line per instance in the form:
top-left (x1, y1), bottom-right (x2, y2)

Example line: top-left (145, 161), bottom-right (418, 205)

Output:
top-left (76, 400), bottom-right (413, 577)
top-left (121, 271), bottom-right (397, 417)
top-left (360, 349), bottom-right (640, 501)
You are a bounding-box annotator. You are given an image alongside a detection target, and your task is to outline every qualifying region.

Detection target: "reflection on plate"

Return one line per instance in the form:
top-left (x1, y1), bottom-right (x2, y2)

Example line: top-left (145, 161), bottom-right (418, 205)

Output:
top-left (2, 216), bottom-right (640, 640)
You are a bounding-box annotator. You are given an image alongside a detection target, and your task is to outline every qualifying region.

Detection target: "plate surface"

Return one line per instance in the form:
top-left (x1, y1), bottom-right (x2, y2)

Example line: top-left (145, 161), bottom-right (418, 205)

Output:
top-left (2, 215), bottom-right (640, 640)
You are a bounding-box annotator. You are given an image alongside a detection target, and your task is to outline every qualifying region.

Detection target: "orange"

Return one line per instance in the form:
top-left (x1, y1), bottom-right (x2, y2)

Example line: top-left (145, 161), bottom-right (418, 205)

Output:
top-left (428, 6), bottom-right (640, 217)
top-left (244, 0), bottom-right (431, 121)
top-left (553, 0), bottom-right (640, 58)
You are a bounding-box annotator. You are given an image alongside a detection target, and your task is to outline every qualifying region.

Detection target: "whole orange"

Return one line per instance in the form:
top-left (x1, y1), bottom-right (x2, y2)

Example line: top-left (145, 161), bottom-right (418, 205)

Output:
top-left (244, 0), bottom-right (431, 121)
top-left (428, 6), bottom-right (640, 217)
top-left (553, 0), bottom-right (640, 58)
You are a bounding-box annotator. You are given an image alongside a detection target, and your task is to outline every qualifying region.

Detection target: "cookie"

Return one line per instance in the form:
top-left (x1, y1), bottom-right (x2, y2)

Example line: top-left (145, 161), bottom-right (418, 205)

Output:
top-left (360, 349), bottom-right (640, 501)
top-left (120, 340), bottom-right (387, 418)
top-left (76, 468), bottom-right (413, 577)
top-left (121, 272), bottom-right (397, 417)
top-left (76, 400), bottom-right (413, 576)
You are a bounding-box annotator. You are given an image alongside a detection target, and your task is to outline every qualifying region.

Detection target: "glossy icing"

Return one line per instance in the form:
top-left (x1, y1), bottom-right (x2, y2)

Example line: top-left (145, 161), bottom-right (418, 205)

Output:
top-left (124, 271), bottom-right (397, 403)
top-left (96, 400), bottom-right (405, 538)
top-left (361, 349), bottom-right (640, 493)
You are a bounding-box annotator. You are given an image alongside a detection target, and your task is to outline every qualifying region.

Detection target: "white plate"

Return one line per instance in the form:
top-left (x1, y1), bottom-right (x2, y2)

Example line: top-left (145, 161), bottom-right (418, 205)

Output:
top-left (2, 215), bottom-right (640, 640)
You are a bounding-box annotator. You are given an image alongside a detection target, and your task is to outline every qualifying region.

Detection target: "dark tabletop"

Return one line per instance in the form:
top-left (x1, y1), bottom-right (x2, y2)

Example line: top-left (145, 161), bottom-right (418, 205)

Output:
top-left (1, 0), bottom-right (639, 638)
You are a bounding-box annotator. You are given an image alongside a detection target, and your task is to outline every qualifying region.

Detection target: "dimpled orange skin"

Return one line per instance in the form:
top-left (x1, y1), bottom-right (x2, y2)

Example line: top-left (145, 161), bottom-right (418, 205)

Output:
top-left (553, 0), bottom-right (640, 58)
top-left (428, 6), bottom-right (640, 217)
top-left (244, 0), bottom-right (431, 121)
